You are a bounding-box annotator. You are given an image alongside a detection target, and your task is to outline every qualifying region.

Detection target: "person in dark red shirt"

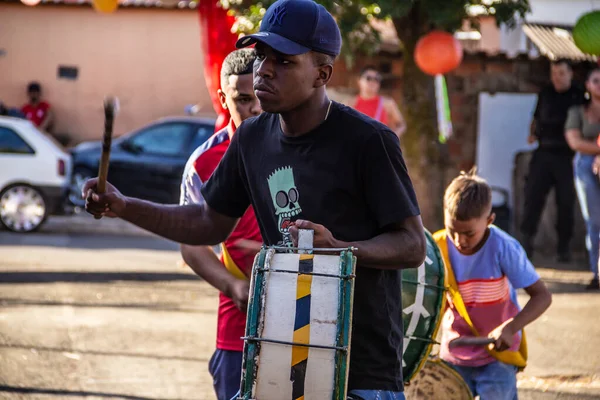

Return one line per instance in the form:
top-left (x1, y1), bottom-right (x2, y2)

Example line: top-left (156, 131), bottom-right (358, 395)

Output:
top-left (21, 82), bottom-right (54, 133)
top-left (179, 49), bottom-right (262, 400)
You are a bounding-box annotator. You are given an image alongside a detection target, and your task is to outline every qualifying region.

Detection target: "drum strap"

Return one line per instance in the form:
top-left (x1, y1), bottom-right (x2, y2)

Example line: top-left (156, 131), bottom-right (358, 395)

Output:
top-left (433, 229), bottom-right (528, 371)
top-left (221, 243), bottom-right (249, 281)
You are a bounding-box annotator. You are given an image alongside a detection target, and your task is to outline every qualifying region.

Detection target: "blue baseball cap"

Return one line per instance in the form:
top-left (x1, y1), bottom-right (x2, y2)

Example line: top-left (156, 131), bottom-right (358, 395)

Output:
top-left (236, 0), bottom-right (342, 57)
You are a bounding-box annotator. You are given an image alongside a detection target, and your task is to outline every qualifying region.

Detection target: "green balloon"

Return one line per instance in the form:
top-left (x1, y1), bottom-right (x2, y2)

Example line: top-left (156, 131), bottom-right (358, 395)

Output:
top-left (573, 11), bottom-right (600, 56)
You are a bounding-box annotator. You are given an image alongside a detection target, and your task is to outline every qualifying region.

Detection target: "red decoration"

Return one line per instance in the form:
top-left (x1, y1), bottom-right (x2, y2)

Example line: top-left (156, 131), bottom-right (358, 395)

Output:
top-left (414, 31), bottom-right (463, 76)
top-left (198, 1), bottom-right (238, 132)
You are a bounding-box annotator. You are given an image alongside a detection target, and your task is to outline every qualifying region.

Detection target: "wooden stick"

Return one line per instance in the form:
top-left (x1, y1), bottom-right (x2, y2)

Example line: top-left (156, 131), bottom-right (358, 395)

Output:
top-left (95, 96), bottom-right (118, 220)
top-left (449, 337), bottom-right (495, 349)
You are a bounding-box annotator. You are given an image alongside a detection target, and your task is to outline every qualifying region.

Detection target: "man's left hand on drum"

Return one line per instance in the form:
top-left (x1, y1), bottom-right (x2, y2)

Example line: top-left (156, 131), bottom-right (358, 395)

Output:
top-left (289, 219), bottom-right (341, 249)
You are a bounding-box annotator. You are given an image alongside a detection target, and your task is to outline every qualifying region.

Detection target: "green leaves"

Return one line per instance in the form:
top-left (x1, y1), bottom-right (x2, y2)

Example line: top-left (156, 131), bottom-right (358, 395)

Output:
top-left (220, 0), bottom-right (530, 61)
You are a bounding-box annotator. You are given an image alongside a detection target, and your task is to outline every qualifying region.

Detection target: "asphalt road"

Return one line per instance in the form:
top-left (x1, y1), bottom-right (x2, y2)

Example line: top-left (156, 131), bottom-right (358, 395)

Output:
top-left (1, 223), bottom-right (599, 400)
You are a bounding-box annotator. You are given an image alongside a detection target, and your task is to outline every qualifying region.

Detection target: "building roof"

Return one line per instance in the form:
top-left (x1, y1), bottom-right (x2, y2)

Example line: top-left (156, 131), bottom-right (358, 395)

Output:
top-left (522, 23), bottom-right (598, 62)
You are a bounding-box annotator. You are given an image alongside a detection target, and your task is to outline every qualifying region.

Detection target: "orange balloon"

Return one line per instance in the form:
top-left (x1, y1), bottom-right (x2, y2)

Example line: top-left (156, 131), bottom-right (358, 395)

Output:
top-left (92, 0), bottom-right (118, 13)
top-left (415, 31), bottom-right (463, 76)
top-left (20, 0), bottom-right (41, 6)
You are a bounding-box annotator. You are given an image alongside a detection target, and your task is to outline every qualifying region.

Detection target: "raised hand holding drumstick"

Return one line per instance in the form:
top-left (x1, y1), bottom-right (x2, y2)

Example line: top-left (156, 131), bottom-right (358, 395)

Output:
top-left (82, 97), bottom-right (127, 219)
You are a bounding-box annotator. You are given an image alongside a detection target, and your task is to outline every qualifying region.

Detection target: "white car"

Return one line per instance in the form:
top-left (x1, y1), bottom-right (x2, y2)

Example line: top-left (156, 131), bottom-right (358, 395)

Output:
top-left (0, 116), bottom-right (72, 232)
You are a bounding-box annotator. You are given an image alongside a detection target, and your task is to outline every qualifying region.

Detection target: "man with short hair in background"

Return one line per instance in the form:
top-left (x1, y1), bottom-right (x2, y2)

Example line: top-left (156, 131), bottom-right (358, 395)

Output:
top-left (179, 49), bottom-right (262, 400)
top-left (521, 59), bottom-right (585, 261)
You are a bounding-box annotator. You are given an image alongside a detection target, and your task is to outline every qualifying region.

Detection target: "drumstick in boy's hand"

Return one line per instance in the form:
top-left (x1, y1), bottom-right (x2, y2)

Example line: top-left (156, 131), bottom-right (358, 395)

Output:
top-left (449, 337), bottom-right (495, 349)
top-left (95, 96), bottom-right (119, 220)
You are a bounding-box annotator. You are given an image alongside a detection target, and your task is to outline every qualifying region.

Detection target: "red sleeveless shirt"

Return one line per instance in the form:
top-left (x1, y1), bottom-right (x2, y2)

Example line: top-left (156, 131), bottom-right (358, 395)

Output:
top-left (353, 96), bottom-right (388, 125)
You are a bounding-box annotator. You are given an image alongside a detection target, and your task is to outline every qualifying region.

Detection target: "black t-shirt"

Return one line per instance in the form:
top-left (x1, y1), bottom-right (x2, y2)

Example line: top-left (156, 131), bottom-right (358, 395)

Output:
top-left (201, 101), bottom-right (420, 391)
top-left (534, 83), bottom-right (585, 153)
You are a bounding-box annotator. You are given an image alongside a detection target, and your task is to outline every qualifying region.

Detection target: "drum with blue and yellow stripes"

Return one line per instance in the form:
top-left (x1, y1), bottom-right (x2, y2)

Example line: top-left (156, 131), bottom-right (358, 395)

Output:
top-left (239, 242), bottom-right (356, 400)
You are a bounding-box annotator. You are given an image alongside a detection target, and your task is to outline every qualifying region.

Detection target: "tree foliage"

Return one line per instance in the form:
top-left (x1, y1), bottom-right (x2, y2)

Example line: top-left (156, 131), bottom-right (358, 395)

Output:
top-left (221, 0), bottom-right (531, 60)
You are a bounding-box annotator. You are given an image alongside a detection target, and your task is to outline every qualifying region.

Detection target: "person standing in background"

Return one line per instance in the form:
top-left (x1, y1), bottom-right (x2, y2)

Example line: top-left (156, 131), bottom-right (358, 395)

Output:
top-left (21, 82), bottom-right (54, 133)
top-left (565, 67), bottom-right (600, 290)
top-left (352, 65), bottom-right (406, 139)
top-left (521, 59), bottom-right (585, 262)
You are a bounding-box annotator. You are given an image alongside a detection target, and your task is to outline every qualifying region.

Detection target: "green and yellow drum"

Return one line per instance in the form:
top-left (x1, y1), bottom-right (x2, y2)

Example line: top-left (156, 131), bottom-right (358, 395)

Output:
top-left (401, 229), bottom-right (447, 382)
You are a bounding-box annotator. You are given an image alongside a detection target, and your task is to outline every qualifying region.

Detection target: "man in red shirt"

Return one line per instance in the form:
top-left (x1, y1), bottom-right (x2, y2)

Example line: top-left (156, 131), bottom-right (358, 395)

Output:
top-left (352, 66), bottom-right (406, 139)
top-left (179, 49), bottom-right (262, 400)
top-left (21, 82), bottom-right (54, 133)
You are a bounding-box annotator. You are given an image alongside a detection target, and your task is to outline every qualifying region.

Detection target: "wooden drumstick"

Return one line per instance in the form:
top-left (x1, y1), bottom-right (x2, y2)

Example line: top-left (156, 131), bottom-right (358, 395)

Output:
top-left (449, 337), bottom-right (495, 349)
top-left (95, 96), bottom-right (119, 220)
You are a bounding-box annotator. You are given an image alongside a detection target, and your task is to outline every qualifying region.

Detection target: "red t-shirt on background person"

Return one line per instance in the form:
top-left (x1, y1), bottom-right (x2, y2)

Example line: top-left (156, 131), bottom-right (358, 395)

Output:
top-left (180, 119), bottom-right (262, 352)
top-left (353, 96), bottom-right (388, 125)
top-left (21, 101), bottom-right (51, 127)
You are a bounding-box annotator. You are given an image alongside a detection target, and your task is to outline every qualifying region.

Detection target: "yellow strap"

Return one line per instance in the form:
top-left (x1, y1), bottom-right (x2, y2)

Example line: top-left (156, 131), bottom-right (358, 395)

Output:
top-left (221, 243), bottom-right (249, 281)
top-left (433, 229), bottom-right (527, 369)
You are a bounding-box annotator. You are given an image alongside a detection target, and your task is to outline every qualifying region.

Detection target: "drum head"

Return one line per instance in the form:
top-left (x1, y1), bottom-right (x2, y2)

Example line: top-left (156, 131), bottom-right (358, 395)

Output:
top-left (403, 358), bottom-right (473, 400)
top-left (401, 229), bottom-right (446, 382)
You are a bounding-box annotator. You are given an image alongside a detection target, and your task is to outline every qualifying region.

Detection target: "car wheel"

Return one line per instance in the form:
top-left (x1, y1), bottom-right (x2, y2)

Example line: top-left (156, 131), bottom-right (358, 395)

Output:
top-left (0, 184), bottom-right (48, 233)
top-left (69, 166), bottom-right (95, 208)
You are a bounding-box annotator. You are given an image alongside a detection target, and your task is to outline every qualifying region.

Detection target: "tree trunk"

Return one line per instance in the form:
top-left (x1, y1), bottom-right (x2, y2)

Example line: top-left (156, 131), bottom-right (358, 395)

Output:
top-left (393, 5), bottom-right (446, 229)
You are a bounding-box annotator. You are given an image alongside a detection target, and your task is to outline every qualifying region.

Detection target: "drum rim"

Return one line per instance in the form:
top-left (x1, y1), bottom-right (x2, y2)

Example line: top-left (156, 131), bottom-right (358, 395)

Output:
top-left (416, 357), bottom-right (475, 400)
top-left (403, 228), bottom-right (448, 384)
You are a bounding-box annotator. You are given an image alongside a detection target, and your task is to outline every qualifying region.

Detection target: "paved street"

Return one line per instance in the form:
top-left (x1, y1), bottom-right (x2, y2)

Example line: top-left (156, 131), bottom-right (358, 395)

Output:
top-left (1, 220), bottom-right (217, 400)
top-left (1, 215), bottom-right (599, 399)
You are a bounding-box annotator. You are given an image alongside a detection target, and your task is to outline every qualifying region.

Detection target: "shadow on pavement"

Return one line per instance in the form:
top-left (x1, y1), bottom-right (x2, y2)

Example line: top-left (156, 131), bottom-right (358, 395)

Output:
top-left (543, 279), bottom-right (596, 295)
top-left (0, 271), bottom-right (200, 284)
top-left (0, 232), bottom-right (179, 251)
top-left (0, 343), bottom-right (208, 363)
top-left (0, 298), bottom-right (208, 313)
top-left (0, 385), bottom-right (188, 400)
top-left (532, 254), bottom-right (591, 273)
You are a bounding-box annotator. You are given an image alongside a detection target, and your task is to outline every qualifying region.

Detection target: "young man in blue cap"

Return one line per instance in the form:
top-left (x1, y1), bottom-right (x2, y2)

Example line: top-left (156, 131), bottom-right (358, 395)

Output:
top-left (83, 1), bottom-right (425, 398)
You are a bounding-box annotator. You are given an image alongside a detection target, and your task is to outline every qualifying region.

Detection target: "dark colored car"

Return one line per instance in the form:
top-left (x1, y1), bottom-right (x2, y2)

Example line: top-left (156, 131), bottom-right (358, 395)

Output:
top-left (69, 116), bottom-right (215, 207)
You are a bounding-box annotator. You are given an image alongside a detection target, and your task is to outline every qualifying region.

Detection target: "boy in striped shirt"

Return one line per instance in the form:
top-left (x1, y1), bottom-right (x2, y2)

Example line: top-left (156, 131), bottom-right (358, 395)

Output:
top-left (436, 169), bottom-right (552, 399)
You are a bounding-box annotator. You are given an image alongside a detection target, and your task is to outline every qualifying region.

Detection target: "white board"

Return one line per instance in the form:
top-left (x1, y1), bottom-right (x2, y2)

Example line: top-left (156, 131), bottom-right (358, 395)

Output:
top-left (475, 92), bottom-right (538, 209)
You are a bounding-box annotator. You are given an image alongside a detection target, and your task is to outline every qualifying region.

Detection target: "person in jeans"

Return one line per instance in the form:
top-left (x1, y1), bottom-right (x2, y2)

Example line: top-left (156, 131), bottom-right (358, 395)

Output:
top-left (565, 67), bottom-right (600, 290)
top-left (435, 170), bottom-right (552, 399)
